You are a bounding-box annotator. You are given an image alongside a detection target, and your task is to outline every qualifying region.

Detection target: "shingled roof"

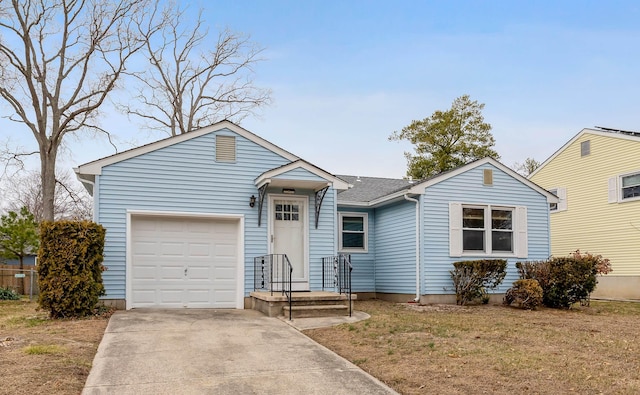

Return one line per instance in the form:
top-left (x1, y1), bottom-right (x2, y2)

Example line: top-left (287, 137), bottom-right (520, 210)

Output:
top-left (336, 175), bottom-right (414, 203)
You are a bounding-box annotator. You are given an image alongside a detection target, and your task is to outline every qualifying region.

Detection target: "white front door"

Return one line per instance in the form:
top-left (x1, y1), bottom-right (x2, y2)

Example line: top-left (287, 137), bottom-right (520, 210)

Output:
top-left (270, 196), bottom-right (308, 290)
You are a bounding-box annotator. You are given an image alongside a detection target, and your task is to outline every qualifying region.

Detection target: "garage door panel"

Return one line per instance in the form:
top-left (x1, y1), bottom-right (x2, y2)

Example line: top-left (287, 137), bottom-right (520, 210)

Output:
top-left (131, 216), bottom-right (239, 308)
top-left (160, 289), bottom-right (183, 304)
top-left (132, 289), bottom-right (156, 304)
top-left (214, 291), bottom-right (235, 304)
top-left (188, 267), bottom-right (211, 280)
top-left (159, 242), bottom-right (185, 256)
top-left (133, 241), bottom-right (157, 255)
top-left (160, 266), bottom-right (184, 280)
top-left (188, 243), bottom-right (211, 257)
top-left (215, 267), bottom-right (235, 279)
top-left (132, 265), bottom-right (156, 280)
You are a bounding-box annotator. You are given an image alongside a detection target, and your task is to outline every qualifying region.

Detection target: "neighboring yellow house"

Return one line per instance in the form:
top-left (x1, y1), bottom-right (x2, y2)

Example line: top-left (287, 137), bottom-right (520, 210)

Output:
top-left (529, 127), bottom-right (640, 300)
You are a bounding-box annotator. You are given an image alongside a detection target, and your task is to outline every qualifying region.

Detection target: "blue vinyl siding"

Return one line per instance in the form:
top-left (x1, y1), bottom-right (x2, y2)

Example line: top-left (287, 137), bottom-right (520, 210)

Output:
top-left (337, 207), bottom-right (375, 292)
top-left (306, 188), bottom-right (336, 289)
top-left (421, 163), bottom-right (551, 295)
top-left (274, 167), bottom-right (326, 182)
top-left (374, 201), bottom-right (416, 294)
top-left (97, 128), bottom-right (336, 299)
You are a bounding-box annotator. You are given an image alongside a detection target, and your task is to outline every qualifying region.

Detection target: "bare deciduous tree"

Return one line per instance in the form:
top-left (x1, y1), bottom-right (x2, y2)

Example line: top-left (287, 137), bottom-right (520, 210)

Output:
top-left (1, 170), bottom-right (92, 221)
top-left (122, 4), bottom-right (272, 136)
top-left (513, 157), bottom-right (541, 177)
top-left (0, 0), bottom-right (154, 221)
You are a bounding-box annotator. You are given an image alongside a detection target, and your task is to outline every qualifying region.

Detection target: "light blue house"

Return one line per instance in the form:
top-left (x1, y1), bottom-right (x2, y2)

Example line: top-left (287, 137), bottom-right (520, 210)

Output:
top-left (337, 158), bottom-right (557, 303)
top-left (75, 121), bottom-right (557, 309)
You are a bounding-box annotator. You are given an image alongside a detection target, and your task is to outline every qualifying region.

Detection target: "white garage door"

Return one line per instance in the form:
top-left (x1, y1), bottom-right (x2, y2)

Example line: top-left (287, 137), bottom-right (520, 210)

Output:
top-left (131, 216), bottom-right (239, 308)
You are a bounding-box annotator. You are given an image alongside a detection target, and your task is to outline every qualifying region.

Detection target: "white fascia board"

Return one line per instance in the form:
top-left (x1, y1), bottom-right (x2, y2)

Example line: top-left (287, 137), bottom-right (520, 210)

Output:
top-left (338, 190), bottom-right (419, 208)
top-left (74, 169), bottom-right (95, 195)
top-left (255, 160), bottom-right (350, 191)
top-left (76, 120), bottom-right (300, 176)
top-left (529, 128), bottom-right (640, 178)
top-left (336, 200), bottom-right (371, 208)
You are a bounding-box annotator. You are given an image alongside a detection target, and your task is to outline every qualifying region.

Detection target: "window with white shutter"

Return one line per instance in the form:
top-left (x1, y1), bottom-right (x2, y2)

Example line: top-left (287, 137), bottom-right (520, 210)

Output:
top-left (449, 202), bottom-right (527, 258)
top-left (549, 187), bottom-right (567, 212)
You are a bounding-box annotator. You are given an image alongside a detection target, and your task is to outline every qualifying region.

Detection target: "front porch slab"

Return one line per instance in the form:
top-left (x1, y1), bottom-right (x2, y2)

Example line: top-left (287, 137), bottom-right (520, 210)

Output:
top-left (250, 291), bottom-right (356, 318)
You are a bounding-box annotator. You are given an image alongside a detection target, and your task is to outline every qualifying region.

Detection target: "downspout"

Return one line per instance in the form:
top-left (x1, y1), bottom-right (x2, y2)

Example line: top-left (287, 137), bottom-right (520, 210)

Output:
top-left (404, 194), bottom-right (420, 302)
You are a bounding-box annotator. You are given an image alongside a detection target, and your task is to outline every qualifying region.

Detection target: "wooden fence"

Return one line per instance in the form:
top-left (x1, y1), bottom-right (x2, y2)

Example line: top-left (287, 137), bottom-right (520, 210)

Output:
top-left (0, 264), bottom-right (39, 296)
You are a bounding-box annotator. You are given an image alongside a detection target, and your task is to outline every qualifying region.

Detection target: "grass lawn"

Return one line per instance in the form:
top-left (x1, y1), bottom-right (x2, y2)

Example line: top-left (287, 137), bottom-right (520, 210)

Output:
top-left (2, 298), bottom-right (639, 395)
top-left (0, 300), bottom-right (109, 395)
top-left (305, 299), bottom-right (640, 395)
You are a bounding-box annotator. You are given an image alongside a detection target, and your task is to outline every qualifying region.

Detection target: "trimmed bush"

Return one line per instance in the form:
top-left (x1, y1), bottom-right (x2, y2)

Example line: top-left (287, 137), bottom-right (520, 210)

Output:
top-left (0, 286), bottom-right (20, 300)
top-left (450, 259), bottom-right (507, 305)
top-left (38, 221), bottom-right (106, 318)
top-left (516, 250), bottom-right (612, 309)
top-left (504, 279), bottom-right (543, 310)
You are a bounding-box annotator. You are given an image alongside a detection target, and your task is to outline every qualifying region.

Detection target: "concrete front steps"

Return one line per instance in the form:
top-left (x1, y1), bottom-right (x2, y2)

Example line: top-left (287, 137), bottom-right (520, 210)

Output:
top-left (250, 291), bottom-right (356, 319)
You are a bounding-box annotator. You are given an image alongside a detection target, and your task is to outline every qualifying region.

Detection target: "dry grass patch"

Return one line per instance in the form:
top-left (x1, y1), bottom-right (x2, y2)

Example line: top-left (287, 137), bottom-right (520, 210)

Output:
top-left (0, 300), bottom-right (109, 395)
top-left (305, 299), bottom-right (640, 395)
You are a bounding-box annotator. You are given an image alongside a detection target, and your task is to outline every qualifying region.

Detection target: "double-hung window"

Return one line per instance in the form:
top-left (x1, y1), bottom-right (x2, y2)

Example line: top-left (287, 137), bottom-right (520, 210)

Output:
top-left (338, 212), bottom-right (368, 252)
top-left (621, 173), bottom-right (640, 200)
top-left (451, 203), bottom-right (527, 258)
top-left (548, 187), bottom-right (567, 212)
top-left (610, 172), bottom-right (640, 203)
top-left (461, 206), bottom-right (513, 253)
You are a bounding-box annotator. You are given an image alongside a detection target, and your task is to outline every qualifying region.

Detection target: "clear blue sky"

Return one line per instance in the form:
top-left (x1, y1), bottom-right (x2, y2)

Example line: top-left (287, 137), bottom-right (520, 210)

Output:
top-left (4, 0), bottom-right (640, 179)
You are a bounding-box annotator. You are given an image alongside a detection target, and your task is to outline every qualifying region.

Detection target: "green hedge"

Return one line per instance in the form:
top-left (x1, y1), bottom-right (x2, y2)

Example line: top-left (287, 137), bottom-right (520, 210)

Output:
top-left (38, 221), bottom-right (106, 318)
top-left (450, 259), bottom-right (507, 305)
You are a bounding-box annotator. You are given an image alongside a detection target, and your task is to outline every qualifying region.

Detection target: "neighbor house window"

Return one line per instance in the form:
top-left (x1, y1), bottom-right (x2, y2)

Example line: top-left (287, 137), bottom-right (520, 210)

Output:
top-left (339, 212), bottom-right (368, 252)
top-left (549, 189), bottom-right (558, 211)
top-left (621, 172), bottom-right (640, 200)
top-left (450, 203), bottom-right (527, 258)
top-left (548, 187), bottom-right (567, 212)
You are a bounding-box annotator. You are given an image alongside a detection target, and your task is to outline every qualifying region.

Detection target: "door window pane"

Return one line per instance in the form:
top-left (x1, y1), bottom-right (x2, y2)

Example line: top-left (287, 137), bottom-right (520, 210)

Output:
top-left (275, 201), bottom-right (300, 221)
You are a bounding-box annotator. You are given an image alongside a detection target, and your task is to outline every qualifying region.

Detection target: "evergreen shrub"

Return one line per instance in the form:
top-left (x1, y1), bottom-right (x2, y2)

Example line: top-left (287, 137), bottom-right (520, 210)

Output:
top-left (38, 221), bottom-right (106, 318)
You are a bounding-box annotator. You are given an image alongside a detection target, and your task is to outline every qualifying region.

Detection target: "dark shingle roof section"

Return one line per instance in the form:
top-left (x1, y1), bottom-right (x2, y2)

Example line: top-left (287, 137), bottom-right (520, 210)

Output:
top-left (337, 175), bottom-right (414, 203)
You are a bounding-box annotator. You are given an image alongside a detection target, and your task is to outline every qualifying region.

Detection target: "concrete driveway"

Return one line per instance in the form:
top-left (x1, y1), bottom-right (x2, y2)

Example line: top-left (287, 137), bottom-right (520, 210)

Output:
top-left (83, 309), bottom-right (397, 395)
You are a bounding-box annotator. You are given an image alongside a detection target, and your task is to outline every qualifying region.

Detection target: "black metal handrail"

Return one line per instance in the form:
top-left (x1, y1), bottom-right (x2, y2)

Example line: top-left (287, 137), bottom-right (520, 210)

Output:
top-left (254, 254), bottom-right (293, 320)
top-left (322, 254), bottom-right (353, 316)
top-left (282, 255), bottom-right (293, 321)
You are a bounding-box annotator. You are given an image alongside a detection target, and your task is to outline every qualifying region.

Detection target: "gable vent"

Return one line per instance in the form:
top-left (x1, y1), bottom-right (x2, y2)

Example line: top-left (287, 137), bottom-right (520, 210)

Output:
top-left (216, 135), bottom-right (236, 162)
top-left (483, 169), bottom-right (493, 185)
top-left (581, 140), bottom-right (590, 157)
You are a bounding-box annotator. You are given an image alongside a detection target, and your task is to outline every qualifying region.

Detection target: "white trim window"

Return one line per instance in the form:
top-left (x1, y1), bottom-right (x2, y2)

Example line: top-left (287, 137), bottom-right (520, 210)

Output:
top-left (449, 203), bottom-right (528, 258)
top-left (549, 187), bottom-right (567, 212)
top-left (609, 172), bottom-right (640, 203)
top-left (338, 212), bottom-right (368, 253)
top-left (621, 172), bottom-right (640, 201)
